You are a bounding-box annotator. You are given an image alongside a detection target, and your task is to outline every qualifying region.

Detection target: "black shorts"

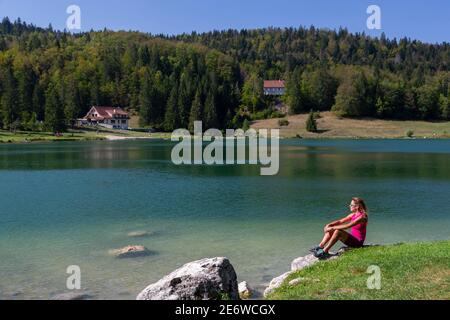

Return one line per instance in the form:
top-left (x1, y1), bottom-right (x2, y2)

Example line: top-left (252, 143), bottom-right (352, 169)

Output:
top-left (344, 233), bottom-right (364, 248)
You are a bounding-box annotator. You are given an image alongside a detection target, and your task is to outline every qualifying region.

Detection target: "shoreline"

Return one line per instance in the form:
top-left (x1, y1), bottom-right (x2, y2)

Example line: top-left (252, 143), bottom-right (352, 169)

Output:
top-left (2, 134), bottom-right (450, 145)
top-left (2, 122), bottom-right (450, 145)
top-left (104, 135), bottom-right (166, 141)
top-left (0, 130), bottom-right (172, 144)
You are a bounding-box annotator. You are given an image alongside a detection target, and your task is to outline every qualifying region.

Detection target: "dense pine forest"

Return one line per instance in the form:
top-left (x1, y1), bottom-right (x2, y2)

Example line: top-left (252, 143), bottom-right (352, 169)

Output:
top-left (0, 17), bottom-right (449, 132)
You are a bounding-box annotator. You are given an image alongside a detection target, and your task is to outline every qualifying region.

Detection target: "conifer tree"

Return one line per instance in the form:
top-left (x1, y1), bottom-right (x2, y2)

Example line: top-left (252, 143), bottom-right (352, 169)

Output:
top-left (306, 110), bottom-right (317, 132)
top-left (286, 69), bottom-right (304, 115)
top-left (164, 86), bottom-right (179, 131)
top-left (189, 89), bottom-right (202, 132)
top-left (139, 69), bottom-right (153, 127)
top-left (0, 64), bottom-right (18, 130)
top-left (203, 91), bottom-right (218, 129)
top-left (44, 83), bottom-right (66, 132)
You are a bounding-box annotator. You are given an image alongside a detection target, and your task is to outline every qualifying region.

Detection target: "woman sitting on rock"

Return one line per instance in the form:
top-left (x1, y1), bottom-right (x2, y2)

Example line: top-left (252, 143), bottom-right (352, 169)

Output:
top-left (310, 197), bottom-right (368, 259)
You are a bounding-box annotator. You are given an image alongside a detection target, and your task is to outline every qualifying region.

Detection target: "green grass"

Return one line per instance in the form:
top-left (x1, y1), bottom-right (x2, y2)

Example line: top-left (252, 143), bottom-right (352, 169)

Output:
top-left (0, 129), bottom-right (172, 143)
top-left (267, 241), bottom-right (450, 300)
top-left (252, 112), bottom-right (450, 139)
top-left (0, 130), bottom-right (105, 143)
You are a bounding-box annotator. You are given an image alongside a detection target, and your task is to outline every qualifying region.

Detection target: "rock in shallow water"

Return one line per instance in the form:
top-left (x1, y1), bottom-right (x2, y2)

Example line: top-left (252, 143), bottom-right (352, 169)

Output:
top-left (127, 230), bottom-right (152, 238)
top-left (136, 257), bottom-right (239, 300)
top-left (51, 292), bottom-right (93, 300)
top-left (108, 245), bottom-right (152, 258)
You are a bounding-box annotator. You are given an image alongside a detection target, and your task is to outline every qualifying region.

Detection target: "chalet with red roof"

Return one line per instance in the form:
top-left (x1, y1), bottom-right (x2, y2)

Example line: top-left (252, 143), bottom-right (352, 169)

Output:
top-left (79, 106), bottom-right (130, 130)
top-left (264, 80), bottom-right (286, 96)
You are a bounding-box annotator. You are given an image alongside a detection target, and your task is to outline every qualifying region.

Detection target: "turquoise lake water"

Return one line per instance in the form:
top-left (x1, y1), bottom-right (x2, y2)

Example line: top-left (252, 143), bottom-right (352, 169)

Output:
top-left (0, 139), bottom-right (449, 299)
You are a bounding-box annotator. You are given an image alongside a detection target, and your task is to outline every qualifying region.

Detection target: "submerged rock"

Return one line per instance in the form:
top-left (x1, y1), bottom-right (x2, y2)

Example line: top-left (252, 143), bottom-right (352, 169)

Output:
top-left (238, 281), bottom-right (253, 299)
top-left (12, 292), bottom-right (23, 297)
top-left (127, 231), bottom-right (152, 238)
top-left (108, 245), bottom-right (151, 258)
top-left (51, 292), bottom-right (93, 300)
top-left (136, 257), bottom-right (239, 300)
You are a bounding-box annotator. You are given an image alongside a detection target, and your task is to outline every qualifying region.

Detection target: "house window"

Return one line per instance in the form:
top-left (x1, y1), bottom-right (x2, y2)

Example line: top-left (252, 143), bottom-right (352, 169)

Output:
top-left (111, 120), bottom-right (116, 124)
top-left (121, 120), bottom-right (126, 124)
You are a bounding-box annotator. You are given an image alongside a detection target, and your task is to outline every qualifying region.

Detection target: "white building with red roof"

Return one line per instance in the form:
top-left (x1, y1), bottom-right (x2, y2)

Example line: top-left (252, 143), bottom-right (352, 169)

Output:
top-left (264, 80), bottom-right (286, 96)
top-left (79, 106), bottom-right (130, 130)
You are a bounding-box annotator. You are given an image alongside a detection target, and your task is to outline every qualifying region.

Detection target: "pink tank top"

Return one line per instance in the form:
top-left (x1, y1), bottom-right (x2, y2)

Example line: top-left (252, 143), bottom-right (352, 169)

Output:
top-left (351, 212), bottom-right (367, 242)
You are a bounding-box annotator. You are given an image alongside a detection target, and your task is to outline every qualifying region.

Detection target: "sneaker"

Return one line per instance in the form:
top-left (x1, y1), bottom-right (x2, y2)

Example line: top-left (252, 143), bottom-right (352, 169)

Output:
top-left (313, 248), bottom-right (324, 258)
top-left (314, 249), bottom-right (331, 260)
top-left (309, 246), bottom-right (322, 253)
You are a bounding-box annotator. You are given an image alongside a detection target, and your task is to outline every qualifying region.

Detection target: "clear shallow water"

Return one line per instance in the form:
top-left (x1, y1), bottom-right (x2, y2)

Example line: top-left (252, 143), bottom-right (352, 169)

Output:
top-left (0, 139), bottom-right (449, 299)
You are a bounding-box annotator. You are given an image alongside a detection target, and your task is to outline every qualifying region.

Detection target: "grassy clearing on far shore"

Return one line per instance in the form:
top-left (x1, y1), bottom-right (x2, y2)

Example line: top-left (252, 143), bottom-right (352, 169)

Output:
top-left (252, 112), bottom-right (450, 139)
top-left (3, 112), bottom-right (450, 143)
top-left (0, 130), bottom-right (105, 143)
top-left (267, 241), bottom-right (450, 300)
top-left (0, 128), bottom-right (171, 143)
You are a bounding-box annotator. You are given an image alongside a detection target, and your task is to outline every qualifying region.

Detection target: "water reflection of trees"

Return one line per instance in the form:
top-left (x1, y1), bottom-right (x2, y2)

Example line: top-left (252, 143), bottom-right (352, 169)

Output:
top-left (0, 142), bottom-right (449, 182)
top-left (280, 147), bottom-right (450, 180)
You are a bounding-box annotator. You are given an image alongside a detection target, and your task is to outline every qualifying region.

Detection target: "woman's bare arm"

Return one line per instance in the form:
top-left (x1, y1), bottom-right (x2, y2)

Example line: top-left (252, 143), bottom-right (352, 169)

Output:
top-left (328, 214), bottom-right (353, 226)
top-left (324, 214), bottom-right (353, 232)
top-left (332, 215), bottom-right (368, 231)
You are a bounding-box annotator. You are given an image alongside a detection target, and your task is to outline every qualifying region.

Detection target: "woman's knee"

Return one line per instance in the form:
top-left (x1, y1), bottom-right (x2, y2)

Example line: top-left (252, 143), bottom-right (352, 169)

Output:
top-left (333, 230), bottom-right (343, 237)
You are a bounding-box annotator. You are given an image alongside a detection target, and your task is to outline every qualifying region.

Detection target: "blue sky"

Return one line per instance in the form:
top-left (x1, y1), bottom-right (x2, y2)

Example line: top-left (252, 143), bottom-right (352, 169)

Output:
top-left (0, 0), bottom-right (448, 43)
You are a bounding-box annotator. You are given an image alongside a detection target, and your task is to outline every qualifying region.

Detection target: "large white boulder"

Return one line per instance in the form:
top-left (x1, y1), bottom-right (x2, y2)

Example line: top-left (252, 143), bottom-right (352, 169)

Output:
top-left (137, 257), bottom-right (239, 300)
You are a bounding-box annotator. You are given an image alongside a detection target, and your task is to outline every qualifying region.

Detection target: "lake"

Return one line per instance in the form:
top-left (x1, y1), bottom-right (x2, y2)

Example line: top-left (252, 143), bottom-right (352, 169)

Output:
top-left (1, 139), bottom-right (450, 299)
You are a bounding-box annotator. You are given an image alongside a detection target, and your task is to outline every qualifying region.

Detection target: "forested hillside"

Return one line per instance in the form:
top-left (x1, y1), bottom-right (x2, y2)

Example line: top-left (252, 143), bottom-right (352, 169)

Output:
top-left (0, 18), bottom-right (449, 132)
top-left (0, 18), bottom-right (241, 132)
top-left (174, 27), bottom-right (449, 120)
